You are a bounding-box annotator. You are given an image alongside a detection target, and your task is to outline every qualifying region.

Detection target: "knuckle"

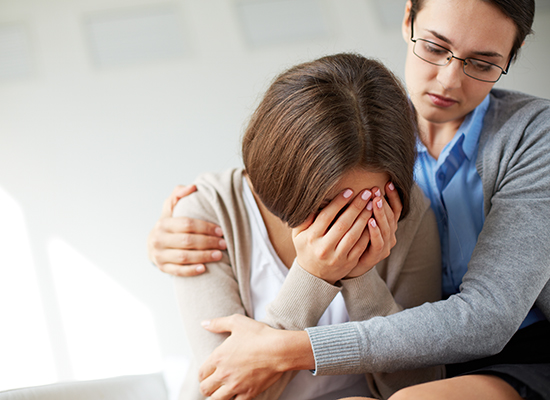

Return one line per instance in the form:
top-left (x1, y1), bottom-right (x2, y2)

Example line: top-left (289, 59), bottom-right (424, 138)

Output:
top-left (181, 217), bottom-right (195, 232)
top-left (151, 233), bottom-right (163, 249)
top-left (181, 234), bottom-right (193, 247)
top-left (371, 240), bottom-right (383, 252)
top-left (315, 247), bottom-right (329, 260)
top-left (178, 251), bottom-right (189, 264)
top-left (176, 267), bottom-right (194, 277)
top-left (331, 223), bottom-right (347, 235)
top-left (351, 200), bottom-right (364, 211)
top-left (199, 383), bottom-right (210, 397)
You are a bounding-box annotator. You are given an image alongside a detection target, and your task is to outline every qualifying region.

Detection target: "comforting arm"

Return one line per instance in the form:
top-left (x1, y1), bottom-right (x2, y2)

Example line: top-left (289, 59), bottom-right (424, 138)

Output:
top-left (341, 192), bottom-right (444, 399)
top-left (262, 186), bottom-right (444, 398)
top-left (306, 95), bottom-right (550, 376)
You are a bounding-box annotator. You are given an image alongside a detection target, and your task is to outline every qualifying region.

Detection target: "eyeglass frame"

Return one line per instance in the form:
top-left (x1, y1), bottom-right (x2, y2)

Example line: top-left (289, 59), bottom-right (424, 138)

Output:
top-left (409, 16), bottom-right (512, 83)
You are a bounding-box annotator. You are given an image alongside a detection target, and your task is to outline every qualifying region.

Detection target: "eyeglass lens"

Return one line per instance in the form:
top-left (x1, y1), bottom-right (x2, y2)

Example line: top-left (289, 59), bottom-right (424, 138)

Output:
top-left (413, 39), bottom-right (503, 82)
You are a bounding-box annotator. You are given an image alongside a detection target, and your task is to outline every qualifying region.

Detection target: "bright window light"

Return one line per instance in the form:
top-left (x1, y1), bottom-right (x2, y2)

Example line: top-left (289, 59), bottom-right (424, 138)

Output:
top-left (48, 238), bottom-right (162, 381)
top-left (0, 187), bottom-right (56, 391)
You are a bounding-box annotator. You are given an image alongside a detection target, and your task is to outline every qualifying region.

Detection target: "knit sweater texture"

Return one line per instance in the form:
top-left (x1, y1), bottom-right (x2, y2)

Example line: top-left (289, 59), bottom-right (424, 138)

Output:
top-left (306, 88), bottom-right (550, 375)
top-left (172, 169), bottom-right (443, 399)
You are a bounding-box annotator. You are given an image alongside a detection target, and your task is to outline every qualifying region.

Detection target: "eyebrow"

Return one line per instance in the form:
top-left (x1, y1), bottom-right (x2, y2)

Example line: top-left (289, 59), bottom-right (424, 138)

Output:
top-left (426, 29), bottom-right (504, 59)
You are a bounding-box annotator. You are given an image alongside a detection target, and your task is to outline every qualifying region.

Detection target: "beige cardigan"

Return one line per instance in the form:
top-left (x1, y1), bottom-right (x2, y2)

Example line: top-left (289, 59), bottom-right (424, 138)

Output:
top-left (173, 168), bottom-right (444, 400)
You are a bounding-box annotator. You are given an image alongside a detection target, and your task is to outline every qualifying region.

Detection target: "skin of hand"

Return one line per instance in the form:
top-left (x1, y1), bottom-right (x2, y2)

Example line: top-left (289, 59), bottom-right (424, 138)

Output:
top-left (292, 181), bottom-right (401, 284)
top-left (346, 181), bottom-right (401, 279)
top-left (147, 185), bottom-right (228, 276)
top-left (199, 314), bottom-right (314, 400)
top-left (196, 182), bottom-right (404, 399)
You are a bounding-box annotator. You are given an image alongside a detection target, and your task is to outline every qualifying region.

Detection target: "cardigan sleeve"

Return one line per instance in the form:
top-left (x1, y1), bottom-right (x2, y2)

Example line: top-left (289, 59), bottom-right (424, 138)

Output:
top-left (171, 170), bottom-right (324, 400)
top-left (306, 92), bottom-right (550, 376)
top-left (172, 180), bottom-right (248, 400)
top-left (340, 193), bottom-right (444, 399)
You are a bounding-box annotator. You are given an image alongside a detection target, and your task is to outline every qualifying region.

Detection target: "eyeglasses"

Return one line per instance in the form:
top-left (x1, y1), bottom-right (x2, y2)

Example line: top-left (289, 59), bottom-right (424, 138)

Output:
top-left (410, 17), bottom-right (510, 83)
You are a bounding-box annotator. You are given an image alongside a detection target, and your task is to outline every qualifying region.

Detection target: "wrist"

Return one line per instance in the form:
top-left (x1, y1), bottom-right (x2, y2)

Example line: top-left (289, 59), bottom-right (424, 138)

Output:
top-left (295, 257), bottom-right (338, 285)
top-left (274, 330), bottom-right (315, 372)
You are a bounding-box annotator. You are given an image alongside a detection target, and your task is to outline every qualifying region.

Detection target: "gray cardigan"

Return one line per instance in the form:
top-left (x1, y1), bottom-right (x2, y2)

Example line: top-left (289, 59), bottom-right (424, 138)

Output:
top-left (306, 88), bottom-right (550, 375)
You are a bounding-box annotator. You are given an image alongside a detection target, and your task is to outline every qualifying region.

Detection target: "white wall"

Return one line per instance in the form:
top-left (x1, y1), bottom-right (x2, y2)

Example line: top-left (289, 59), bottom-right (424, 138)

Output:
top-left (1, 0), bottom-right (549, 393)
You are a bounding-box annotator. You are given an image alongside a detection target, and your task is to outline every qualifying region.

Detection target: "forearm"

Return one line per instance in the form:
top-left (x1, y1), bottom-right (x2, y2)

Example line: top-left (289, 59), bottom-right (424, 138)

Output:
top-left (341, 270), bottom-right (401, 321)
top-left (253, 263), bottom-right (331, 399)
top-left (263, 260), bottom-right (341, 330)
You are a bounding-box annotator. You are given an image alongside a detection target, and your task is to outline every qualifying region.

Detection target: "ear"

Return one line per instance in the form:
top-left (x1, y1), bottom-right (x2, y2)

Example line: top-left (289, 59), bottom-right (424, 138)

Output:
top-left (402, 0), bottom-right (413, 43)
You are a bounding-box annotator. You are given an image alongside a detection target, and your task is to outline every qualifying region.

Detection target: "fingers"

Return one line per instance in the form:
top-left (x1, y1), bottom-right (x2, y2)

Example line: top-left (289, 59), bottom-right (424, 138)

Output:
top-left (148, 216), bottom-right (226, 272)
top-left (207, 385), bottom-right (237, 400)
top-left (158, 231), bottom-right (227, 251)
top-left (371, 187), bottom-right (397, 250)
top-left (325, 189), bottom-right (372, 244)
top-left (201, 314), bottom-right (240, 334)
top-left (335, 198), bottom-right (372, 257)
top-left (159, 263), bottom-right (206, 277)
top-left (160, 216), bottom-right (224, 238)
top-left (346, 215), bottom-right (372, 261)
top-left (161, 185), bottom-right (197, 218)
top-left (308, 189), bottom-right (355, 237)
top-left (198, 368), bottom-right (222, 398)
top-left (385, 181), bottom-right (402, 223)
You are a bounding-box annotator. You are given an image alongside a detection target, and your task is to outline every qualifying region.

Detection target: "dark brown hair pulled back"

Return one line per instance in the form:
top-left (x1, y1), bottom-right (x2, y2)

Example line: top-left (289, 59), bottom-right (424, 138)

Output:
top-left (409, 0), bottom-right (535, 62)
top-left (242, 53), bottom-right (417, 228)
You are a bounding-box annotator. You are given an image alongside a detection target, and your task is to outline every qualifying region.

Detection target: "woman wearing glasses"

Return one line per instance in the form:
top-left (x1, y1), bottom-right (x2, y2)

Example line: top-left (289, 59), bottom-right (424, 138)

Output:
top-left (148, 0), bottom-right (550, 399)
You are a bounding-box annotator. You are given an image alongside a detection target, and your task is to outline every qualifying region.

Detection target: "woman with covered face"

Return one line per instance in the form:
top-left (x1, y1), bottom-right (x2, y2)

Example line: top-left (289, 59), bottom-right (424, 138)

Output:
top-left (149, 0), bottom-right (550, 399)
top-left (172, 53), bottom-right (442, 399)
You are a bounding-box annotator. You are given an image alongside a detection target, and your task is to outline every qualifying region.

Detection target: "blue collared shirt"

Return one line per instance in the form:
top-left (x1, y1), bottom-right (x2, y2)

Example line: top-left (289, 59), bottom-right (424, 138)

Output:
top-left (414, 95), bottom-right (544, 329)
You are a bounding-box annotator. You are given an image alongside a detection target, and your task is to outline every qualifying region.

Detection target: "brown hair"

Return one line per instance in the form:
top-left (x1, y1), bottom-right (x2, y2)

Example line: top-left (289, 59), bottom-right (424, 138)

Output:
top-left (242, 53), bottom-right (417, 228)
top-left (409, 0), bottom-right (535, 63)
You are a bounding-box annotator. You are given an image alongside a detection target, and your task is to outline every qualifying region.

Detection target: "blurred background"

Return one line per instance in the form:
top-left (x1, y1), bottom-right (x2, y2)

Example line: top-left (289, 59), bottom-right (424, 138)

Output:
top-left (1, 0), bottom-right (549, 396)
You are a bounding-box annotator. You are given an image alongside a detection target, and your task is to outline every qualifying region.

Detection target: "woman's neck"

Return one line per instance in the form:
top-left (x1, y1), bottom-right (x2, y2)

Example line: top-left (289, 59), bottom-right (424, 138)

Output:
top-left (417, 116), bottom-right (464, 160)
top-left (246, 176), bottom-right (296, 269)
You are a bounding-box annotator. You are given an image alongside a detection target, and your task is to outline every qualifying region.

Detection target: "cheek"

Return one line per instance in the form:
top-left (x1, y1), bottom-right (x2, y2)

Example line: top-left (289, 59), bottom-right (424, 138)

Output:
top-left (405, 56), bottom-right (435, 93)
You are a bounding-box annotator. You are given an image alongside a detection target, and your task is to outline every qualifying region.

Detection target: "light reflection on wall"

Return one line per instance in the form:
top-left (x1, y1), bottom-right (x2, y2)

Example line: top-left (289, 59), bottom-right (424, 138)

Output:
top-left (0, 187), bottom-right (56, 391)
top-left (48, 238), bottom-right (162, 381)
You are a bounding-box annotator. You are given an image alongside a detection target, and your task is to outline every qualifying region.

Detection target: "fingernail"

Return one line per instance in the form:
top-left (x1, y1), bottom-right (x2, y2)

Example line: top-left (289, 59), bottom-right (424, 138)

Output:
top-left (196, 265), bottom-right (205, 272)
top-left (219, 239), bottom-right (227, 249)
top-left (377, 200), bottom-right (383, 209)
top-left (366, 201), bottom-right (373, 211)
top-left (388, 182), bottom-right (395, 191)
top-left (211, 250), bottom-right (222, 260)
top-left (201, 320), bottom-right (210, 328)
top-left (361, 190), bottom-right (372, 200)
top-left (370, 219), bottom-right (377, 228)
top-left (343, 189), bottom-right (353, 199)
top-left (375, 189), bottom-right (381, 197)
top-left (215, 227), bottom-right (223, 236)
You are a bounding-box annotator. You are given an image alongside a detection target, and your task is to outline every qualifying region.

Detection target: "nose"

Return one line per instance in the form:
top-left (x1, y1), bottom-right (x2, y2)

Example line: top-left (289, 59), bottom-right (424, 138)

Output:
top-left (437, 57), bottom-right (463, 91)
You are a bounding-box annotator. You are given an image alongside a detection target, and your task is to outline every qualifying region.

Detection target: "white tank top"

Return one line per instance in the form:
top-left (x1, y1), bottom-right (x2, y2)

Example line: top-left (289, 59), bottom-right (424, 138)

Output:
top-left (242, 178), bottom-right (371, 399)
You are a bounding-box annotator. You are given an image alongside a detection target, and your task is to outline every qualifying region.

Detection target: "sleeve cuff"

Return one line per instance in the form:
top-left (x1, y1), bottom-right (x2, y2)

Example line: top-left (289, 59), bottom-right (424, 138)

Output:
top-left (305, 322), bottom-right (364, 376)
top-left (263, 260), bottom-right (341, 330)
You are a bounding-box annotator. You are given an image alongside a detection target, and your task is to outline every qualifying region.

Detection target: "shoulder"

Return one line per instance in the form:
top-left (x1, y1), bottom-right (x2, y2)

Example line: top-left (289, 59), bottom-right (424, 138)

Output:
top-left (172, 168), bottom-right (245, 222)
top-left (480, 89), bottom-right (550, 160)
top-left (484, 89), bottom-right (550, 137)
top-left (489, 88), bottom-right (550, 112)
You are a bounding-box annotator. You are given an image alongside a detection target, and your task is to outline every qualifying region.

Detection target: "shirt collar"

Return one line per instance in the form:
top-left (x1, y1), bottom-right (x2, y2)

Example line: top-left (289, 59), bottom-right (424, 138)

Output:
top-left (458, 94), bottom-right (490, 160)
